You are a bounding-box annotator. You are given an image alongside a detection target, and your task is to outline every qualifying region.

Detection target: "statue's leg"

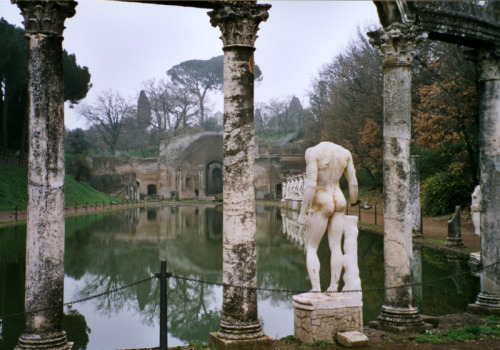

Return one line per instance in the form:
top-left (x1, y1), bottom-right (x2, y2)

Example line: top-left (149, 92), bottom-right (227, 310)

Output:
top-left (305, 211), bottom-right (329, 292)
top-left (326, 212), bottom-right (344, 292)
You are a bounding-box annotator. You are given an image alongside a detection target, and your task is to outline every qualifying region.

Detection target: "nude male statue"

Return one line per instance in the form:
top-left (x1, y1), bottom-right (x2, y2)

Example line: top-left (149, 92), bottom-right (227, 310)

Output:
top-left (298, 141), bottom-right (358, 292)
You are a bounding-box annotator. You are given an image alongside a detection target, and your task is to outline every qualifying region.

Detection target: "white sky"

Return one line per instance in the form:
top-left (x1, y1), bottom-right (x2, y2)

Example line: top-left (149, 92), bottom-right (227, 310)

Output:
top-left (0, 0), bottom-right (379, 130)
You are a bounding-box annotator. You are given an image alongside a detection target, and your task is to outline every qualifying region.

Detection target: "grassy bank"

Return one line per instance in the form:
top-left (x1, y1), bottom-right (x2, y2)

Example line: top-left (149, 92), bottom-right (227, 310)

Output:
top-left (0, 164), bottom-right (125, 211)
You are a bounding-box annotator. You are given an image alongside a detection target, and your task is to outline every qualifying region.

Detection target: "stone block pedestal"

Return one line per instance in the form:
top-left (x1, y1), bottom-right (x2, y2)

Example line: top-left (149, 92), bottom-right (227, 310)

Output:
top-left (293, 292), bottom-right (363, 343)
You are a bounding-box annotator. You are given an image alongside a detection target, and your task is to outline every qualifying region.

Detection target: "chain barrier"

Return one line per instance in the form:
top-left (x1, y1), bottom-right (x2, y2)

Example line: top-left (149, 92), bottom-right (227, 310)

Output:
top-left (0, 276), bottom-right (154, 319)
top-left (1, 260), bottom-right (498, 320)
top-left (171, 260), bottom-right (500, 295)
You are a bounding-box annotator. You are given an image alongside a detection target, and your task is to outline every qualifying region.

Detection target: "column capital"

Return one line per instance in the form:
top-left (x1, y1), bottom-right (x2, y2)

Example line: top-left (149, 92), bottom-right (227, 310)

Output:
top-left (368, 23), bottom-right (427, 68)
top-left (208, 1), bottom-right (271, 48)
top-left (477, 48), bottom-right (500, 82)
top-left (13, 0), bottom-right (77, 36)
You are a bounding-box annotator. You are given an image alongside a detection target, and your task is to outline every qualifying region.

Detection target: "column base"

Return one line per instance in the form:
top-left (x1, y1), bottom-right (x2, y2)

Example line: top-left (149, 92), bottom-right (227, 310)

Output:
top-left (445, 237), bottom-right (464, 247)
top-left (369, 305), bottom-right (432, 334)
top-left (209, 321), bottom-right (272, 350)
top-left (15, 331), bottom-right (72, 350)
top-left (468, 293), bottom-right (500, 316)
top-left (412, 230), bottom-right (422, 238)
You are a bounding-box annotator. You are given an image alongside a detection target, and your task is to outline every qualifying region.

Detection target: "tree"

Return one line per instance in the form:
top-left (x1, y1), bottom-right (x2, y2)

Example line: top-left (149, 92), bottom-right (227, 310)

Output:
top-left (143, 78), bottom-right (175, 145)
top-left (77, 90), bottom-right (134, 156)
top-left (306, 27), bottom-right (384, 184)
top-left (413, 41), bottom-right (479, 184)
top-left (0, 19), bottom-right (91, 156)
top-left (65, 128), bottom-right (90, 155)
top-left (119, 90), bottom-right (152, 156)
top-left (167, 55), bottom-right (262, 125)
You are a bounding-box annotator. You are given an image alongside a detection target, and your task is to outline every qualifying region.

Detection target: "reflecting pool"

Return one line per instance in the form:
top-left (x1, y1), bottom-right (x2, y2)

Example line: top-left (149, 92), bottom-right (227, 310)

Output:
top-left (0, 205), bottom-right (479, 349)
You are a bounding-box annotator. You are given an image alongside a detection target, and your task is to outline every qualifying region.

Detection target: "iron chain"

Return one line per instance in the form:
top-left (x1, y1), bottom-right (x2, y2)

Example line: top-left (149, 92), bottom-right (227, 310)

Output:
top-left (1, 260), bottom-right (498, 320)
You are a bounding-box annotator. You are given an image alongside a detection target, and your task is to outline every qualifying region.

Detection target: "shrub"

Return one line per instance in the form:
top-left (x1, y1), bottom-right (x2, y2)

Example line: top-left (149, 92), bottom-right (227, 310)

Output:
top-left (421, 169), bottom-right (475, 216)
top-left (66, 154), bottom-right (92, 182)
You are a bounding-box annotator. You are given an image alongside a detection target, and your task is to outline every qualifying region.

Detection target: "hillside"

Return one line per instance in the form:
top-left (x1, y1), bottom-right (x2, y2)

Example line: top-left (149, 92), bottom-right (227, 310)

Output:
top-left (0, 164), bottom-right (123, 211)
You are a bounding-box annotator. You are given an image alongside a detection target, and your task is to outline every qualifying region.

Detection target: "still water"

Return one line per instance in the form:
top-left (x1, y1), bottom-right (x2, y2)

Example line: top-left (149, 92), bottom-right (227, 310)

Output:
top-left (0, 205), bottom-right (479, 349)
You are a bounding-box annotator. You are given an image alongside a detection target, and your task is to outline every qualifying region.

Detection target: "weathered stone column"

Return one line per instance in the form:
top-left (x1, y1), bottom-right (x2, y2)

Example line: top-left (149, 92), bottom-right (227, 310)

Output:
top-left (208, 2), bottom-right (272, 349)
top-left (14, 1), bottom-right (76, 349)
top-left (368, 24), bottom-right (430, 333)
top-left (176, 166), bottom-right (182, 200)
top-left (468, 48), bottom-right (500, 316)
top-left (410, 155), bottom-right (422, 237)
top-left (199, 164), bottom-right (205, 198)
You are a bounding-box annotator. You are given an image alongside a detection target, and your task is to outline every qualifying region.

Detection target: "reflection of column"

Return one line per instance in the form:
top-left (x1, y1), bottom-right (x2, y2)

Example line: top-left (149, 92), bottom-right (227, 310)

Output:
top-left (412, 246), bottom-right (423, 308)
top-left (199, 207), bottom-right (204, 236)
top-left (411, 155), bottom-right (422, 237)
top-left (369, 24), bottom-right (430, 332)
top-left (14, 1), bottom-right (76, 349)
top-left (176, 206), bottom-right (182, 237)
top-left (209, 2), bottom-right (272, 348)
top-left (198, 164), bottom-right (205, 198)
top-left (469, 49), bottom-right (500, 316)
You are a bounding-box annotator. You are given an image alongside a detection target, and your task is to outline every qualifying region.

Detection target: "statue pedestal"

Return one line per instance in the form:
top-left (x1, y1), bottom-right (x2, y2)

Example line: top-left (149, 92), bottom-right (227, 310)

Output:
top-left (293, 292), bottom-right (363, 343)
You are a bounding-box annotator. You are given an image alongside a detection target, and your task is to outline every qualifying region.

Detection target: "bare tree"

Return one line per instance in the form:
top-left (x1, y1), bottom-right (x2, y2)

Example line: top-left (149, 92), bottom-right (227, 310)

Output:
top-left (143, 78), bottom-right (174, 144)
top-left (78, 90), bottom-right (134, 156)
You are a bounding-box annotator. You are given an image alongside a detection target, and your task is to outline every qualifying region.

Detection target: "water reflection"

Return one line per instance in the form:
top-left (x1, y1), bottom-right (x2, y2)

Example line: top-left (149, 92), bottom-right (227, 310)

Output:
top-left (0, 205), bottom-right (480, 349)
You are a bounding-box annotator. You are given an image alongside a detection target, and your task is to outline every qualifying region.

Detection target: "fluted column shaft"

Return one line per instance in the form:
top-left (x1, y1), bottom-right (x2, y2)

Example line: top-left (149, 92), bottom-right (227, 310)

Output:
top-left (209, 2), bottom-right (272, 348)
top-left (14, 1), bottom-right (76, 349)
top-left (469, 48), bottom-right (500, 315)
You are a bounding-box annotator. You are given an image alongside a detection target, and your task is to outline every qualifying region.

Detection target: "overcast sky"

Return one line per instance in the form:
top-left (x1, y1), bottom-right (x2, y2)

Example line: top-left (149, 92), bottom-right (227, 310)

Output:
top-left (1, 0), bottom-right (379, 130)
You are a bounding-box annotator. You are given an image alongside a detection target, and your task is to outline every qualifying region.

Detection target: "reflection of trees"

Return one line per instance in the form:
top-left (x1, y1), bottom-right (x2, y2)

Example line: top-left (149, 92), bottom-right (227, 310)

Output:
top-left (168, 278), bottom-right (220, 342)
top-left (64, 206), bottom-right (223, 344)
top-left (63, 309), bottom-right (91, 350)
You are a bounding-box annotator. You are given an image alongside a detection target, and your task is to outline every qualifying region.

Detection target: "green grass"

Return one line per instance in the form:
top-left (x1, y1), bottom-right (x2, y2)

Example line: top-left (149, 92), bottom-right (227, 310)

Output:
top-left (415, 315), bottom-right (500, 344)
top-left (0, 164), bottom-right (125, 211)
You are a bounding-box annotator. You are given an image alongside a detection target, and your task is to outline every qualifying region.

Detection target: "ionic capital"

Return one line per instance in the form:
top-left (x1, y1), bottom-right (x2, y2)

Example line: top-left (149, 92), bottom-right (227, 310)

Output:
top-left (369, 23), bottom-right (427, 67)
top-left (477, 48), bottom-right (500, 82)
top-left (209, 2), bottom-right (271, 48)
top-left (13, 0), bottom-right (77, 36)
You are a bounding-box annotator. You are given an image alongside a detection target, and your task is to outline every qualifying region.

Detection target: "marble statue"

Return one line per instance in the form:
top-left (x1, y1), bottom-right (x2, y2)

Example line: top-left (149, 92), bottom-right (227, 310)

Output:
top-left (298, 141), bottom-right (358, 292)
top-left (471, 185), bottom-right (481, 236)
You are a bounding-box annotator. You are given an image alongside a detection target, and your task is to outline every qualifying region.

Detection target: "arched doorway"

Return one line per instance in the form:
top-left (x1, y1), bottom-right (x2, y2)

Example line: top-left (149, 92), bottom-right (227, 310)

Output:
top-left (147, 184), bottom-right (157, 195)
top-left (206, 161), bottom-right (223, 196)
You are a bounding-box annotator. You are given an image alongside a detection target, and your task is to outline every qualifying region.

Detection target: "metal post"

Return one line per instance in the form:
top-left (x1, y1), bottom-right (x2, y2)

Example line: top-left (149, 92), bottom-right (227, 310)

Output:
top-left (374, 205), bottom-right (377, 226)
top-left (346, 201), bottom-right (349, 215)
top-left (358, 204), bottom-right (361, 222)
top-left (155, 259), bottom-right (171, 350)
top-left (103, 200), bottom-right (105, 210)
top-left (75, 205), bottom-right (77, 214)
top-left (15, 206), bottom-right (18, 221)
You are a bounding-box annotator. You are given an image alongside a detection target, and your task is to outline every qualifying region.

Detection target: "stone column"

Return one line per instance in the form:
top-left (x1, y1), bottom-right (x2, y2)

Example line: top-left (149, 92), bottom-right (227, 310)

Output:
top-left (199, 164), bottom-right (205, 198)
top-left (369, 24), bottom-right (430, 333)
top-left (208, 2), bottom-right (272, 349)
top-left (468, 48), bottom-right (500, 315)
top-left (14, 1), bottom-right (76, 349)
top-left (176, 166), bottom-right (182, 200)
top-left (410, 155), bottom-right (422, 237)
